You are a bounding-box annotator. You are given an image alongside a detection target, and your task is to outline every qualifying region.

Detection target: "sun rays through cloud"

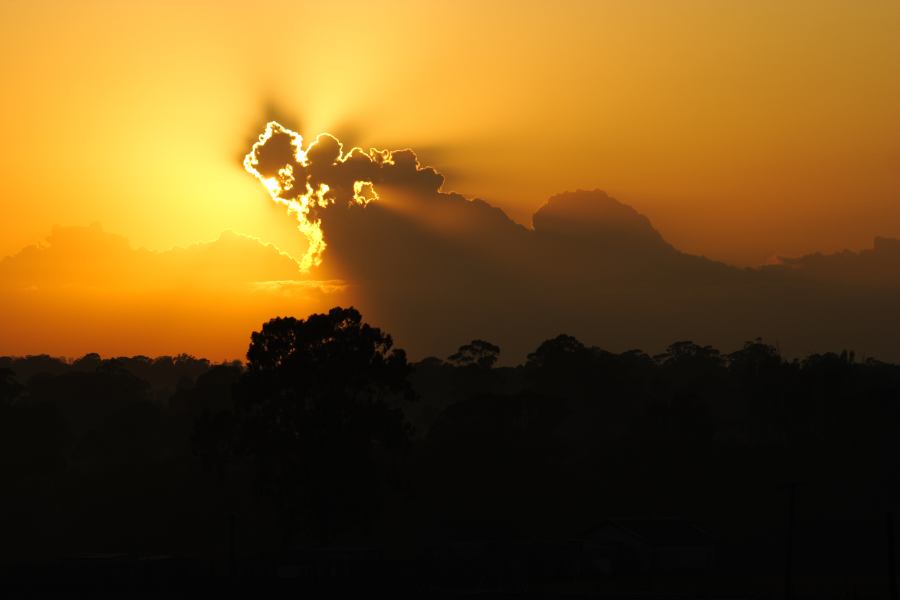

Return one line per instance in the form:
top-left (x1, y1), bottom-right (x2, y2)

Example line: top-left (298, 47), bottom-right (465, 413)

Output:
top-left (243, 122), bottom-right (330, 270)
top-left (243, 121), bottom-right (442, 270)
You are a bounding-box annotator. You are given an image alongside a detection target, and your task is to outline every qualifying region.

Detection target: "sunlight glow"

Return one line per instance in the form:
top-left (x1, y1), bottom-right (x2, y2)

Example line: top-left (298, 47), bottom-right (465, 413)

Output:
top-left (243, 122), bottom-right (374, 271)
top-left (353, 180), bottom-right (379, 205)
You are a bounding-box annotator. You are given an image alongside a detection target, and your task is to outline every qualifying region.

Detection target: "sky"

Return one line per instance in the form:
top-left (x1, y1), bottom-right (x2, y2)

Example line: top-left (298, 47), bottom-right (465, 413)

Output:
top-left (2, 0), bottom-right (900, 359)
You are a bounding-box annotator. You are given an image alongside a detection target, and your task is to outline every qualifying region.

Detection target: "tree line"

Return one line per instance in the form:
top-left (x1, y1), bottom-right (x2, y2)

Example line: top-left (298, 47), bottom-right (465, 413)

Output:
top-left (2, 306), bottom-right (899, 595)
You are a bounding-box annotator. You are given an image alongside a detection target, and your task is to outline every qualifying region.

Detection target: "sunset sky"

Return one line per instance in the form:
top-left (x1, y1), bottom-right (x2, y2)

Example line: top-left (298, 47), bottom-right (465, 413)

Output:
top-left (2, 0), bottom-right (899, 359)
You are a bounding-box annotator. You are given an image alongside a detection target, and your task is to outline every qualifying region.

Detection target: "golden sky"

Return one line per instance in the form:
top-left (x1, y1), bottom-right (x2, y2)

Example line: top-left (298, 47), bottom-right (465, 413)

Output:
top-left (2, 0), bottom-right (899, 359)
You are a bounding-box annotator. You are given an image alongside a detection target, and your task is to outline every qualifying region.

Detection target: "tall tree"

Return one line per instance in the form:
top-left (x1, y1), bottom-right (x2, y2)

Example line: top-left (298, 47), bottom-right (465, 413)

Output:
top-left (231, 307), bottom-right (413, 545)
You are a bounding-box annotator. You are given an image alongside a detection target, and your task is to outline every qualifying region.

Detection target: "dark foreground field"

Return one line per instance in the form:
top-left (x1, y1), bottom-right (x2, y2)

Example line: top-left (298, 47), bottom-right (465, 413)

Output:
top-left (3, 308), bottom-right (900, 598)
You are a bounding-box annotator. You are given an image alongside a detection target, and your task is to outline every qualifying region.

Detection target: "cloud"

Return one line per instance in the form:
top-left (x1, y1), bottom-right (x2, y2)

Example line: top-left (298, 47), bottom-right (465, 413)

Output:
top-left (244, 124), bottom-right (900, 363)
top-left (243, 122), bottom-right (445, 269)
top-left (0, 224), bottom-right (308, 290)
top-left (5, 126), bottom-right (897, 363)
top-left (0, 225), bottom-right (347, 359)
top-left (765, 237), bottom-right (900, 288)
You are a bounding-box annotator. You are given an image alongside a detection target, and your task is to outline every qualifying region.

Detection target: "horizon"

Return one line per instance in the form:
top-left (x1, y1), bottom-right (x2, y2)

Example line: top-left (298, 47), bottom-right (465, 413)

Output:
top-left (4, 3), bottom-right (900, 596)
top-left (4, 1), bottom-right (900, 359)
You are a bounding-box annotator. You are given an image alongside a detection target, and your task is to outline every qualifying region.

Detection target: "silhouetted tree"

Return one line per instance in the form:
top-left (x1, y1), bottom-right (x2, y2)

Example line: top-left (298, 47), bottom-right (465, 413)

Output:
top-left (71, 352), bottom-right (102, 372)
top-left (187, 365), bottom-right (245, 477)
top-left (654, 341), bottom-right (725, 405)
top-left (230, 307), bottom-right (413, 545)
top-left (797, 350), bottom-right (859, 442)
top-left (525, 334), bottom-right (595, 399)
top-left (446, 340), bottom-right (503, 400)
top-left (0, 370), bottom-right (69, 480)
top-left (26, 363), bottom-right (151, 437)
top-left (526, 334), bottom-right (589, 370)
top-left (426, 391), bottom-right (566, 523)
top-left (448, 339), bottom-right (501, 369)
top-left (6, 318), bottom-right (900, 594)
top-left (0, 368), bottom-right (22, 406)
top-left (655, 340), bottom-right (724, 371)
top-left (727, 339), bottom-right (792, 443)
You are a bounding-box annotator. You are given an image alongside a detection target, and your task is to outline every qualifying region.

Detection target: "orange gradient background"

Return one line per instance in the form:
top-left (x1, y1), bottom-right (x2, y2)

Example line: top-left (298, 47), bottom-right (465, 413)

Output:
top-left (2, 0), bottom-right (899, 358)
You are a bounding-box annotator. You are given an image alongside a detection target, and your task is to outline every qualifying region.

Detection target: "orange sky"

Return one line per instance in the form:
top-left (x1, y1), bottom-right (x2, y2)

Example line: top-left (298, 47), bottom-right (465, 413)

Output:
top-left (2, 0), bottom-right (899, 359)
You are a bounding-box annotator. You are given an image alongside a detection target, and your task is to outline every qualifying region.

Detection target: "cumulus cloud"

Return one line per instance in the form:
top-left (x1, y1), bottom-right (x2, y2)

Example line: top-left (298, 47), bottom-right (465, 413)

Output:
top-left (243, 122), bottom-right (445, 268)
top-left (0, 225), bottom-right (347, 359)
top-left (242, 123), bottom-right (900, 363)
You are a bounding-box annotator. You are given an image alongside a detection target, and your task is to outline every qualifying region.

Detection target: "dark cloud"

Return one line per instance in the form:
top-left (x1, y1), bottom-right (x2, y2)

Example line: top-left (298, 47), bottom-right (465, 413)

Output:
top-left (235, 99), bottom-right (305, 165)
top-left (246, 123), bottom-right (444, 210)
top-left (765, 237), bottom-right (900, 287)
top-left (244, 123), bottom-right (900, 363)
